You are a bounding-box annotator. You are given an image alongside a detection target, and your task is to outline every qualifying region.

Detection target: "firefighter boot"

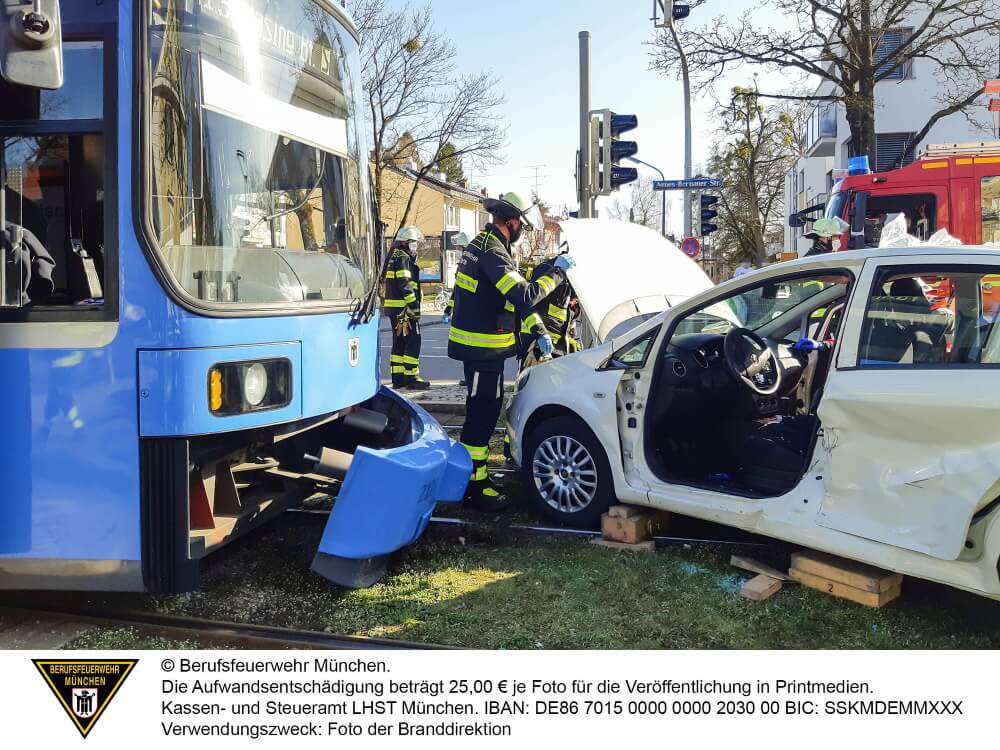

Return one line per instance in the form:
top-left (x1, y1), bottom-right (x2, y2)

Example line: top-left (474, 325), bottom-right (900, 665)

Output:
top-left (405, 375), bottom-right (432, 390)
top-left (464, 476), bottom-right (508, 512)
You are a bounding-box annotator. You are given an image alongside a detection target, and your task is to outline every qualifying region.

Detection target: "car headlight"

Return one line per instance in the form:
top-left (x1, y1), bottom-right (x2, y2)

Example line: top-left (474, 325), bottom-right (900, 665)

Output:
top-left (243, 362), bottom-right (269, 406)
top-left (209, 358), bottom-right (291, 416)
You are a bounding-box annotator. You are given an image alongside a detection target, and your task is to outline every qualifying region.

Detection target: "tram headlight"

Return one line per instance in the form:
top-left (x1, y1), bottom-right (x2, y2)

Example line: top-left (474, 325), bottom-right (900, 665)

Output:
top-left (209, 359), bottom-right (291, 416)
top-left (243, 363), bottom-right (269, 407)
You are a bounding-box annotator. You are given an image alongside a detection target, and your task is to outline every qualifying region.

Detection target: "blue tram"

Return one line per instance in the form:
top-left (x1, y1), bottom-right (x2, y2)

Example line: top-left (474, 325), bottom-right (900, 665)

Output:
top-left (0, 0), bottom-right (468, 592)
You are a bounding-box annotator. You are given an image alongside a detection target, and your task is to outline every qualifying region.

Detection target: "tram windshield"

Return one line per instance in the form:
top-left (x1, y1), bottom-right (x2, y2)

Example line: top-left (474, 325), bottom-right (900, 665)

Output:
top-left (145, 0), bottom-right (373, 307)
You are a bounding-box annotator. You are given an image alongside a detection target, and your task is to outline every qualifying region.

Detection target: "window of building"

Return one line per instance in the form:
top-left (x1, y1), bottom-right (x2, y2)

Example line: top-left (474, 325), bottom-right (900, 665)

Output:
top-left (875, 29), bottom-right (914, 80)
top-left (858, 267), bottom-right (1000, 366)
top-left (444, 202), bottom-right (461, 229)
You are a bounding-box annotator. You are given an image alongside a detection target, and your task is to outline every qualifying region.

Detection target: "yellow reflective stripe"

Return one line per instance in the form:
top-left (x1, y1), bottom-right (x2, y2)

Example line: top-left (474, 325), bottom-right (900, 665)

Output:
top-left (547, 304), bottom-right (567, 321)
top-left (810, 307), bottom-right (828, 319)
top-left (473, 465), bottom-right (489, 480)
top-left (455, 272), bottom-right (478, 293)
top-left (402, 355), bottom-right (420, 365)
top-left (496, 271), bottom-right (525, 294)
top-left (504, 301), bottom-right (515, 312)
top-left (384, 299), bottom-right (407, 308)
top-left (522, 312), bottom-right (543, 331)
top-left (390, 355), bottom-right (405, 363)
top-left (391, 366), bottom-right (405, 374)
top-left (461, 443), bottom-right (489, 461)
top-left (396, 270), bottom-right (412, 279)
top-left (404, 367), bottom-right (419, 375)
top-left (384, 270), bottom-right (396, 279)
top-left (536, 275), bottom-right (556, 294)
top-left (448, 326), bottom-right (515, 349)
top-left (403, 293), bottom-right (417, 303)
top-left (550, 331), bottom-right (563, 343)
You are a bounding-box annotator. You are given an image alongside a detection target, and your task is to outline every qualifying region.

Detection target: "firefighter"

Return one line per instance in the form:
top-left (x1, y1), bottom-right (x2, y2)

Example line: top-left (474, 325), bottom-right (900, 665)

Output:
top-left (516, 254), bottom-right (581, 366)
top-left (447, 192), bottom-right (576, 509)
top-left (383, 226), bottom-right (430, 390)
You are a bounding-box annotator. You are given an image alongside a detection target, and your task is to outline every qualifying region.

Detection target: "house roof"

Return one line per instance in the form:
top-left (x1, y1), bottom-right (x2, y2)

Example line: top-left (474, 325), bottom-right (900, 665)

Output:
top-left (385, 164), bottom-right (486, 204)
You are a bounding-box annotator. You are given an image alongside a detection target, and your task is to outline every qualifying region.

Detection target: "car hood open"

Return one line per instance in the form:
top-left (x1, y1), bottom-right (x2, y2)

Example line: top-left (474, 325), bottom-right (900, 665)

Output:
top-left (558, 218), bottom-right (715, 342)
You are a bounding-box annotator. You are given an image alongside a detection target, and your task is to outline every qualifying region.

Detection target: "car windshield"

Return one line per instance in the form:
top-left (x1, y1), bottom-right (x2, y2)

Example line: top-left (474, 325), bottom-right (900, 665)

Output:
top-left (676, 276), bottom-right (851, 336)
top-left (825, 190), bottom-right (847, 222)
top-left (144, 0), bottom-right (373, 307)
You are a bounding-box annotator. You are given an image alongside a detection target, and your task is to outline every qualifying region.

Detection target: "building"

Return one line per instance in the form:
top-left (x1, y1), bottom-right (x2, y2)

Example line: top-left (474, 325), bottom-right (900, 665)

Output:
top-left (378, 164), bottom-right (486, 240)
top-left (783, 26), bottom-right (997, 257)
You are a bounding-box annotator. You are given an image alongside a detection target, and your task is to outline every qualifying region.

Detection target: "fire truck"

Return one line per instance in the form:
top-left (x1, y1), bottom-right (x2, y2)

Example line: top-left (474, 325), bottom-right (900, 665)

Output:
top-left (792, 140), bottom-right (1000, 313)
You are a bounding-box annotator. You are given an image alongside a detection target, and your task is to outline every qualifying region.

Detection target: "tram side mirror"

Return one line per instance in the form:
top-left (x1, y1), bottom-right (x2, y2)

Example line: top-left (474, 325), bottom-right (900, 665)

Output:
top-left (0, 0), bottom-right (64, 90)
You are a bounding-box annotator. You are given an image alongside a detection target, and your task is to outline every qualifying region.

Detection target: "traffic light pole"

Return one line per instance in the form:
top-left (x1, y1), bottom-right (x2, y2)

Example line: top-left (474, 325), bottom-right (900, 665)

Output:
top-left (666, 15), bottom-right (692, 237)
top-left (578, 31), bottom-right (593, 219)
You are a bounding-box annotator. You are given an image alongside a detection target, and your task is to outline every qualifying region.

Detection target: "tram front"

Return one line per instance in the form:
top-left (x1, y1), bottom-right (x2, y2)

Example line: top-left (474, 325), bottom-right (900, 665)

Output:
top-left (0, 0), bottom-right (469, 593)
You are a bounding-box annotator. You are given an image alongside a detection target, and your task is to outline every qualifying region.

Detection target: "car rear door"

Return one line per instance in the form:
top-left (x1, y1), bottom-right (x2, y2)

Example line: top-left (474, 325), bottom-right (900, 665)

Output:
top-left (817, 253), bottom-right (1000, 560)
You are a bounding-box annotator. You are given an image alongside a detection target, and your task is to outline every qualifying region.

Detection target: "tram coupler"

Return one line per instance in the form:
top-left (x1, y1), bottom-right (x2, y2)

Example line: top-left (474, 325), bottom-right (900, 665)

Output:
top-left (305, 447), bottom-right (354, 479)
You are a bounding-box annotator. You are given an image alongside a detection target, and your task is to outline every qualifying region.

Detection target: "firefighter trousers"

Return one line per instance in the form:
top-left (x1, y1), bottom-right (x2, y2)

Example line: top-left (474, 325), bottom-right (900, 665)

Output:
top-left (389, 313), bottom-right (422, 387)
top-left (459, 360), bottom-right (505, 483)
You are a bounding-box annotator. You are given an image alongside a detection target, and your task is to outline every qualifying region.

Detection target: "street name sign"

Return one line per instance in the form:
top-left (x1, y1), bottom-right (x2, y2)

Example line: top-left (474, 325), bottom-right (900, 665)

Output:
top-left (653, 178), bottom-right (723, 190)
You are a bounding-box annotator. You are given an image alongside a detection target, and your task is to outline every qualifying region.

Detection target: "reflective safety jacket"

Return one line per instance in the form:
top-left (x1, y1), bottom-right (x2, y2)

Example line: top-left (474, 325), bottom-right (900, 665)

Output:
top-left (383, 246), bottom-right (421, 316)
top-left (447, 225), bottom-right (565, 362)
top-left (517, 256), bottom-right (580, 356)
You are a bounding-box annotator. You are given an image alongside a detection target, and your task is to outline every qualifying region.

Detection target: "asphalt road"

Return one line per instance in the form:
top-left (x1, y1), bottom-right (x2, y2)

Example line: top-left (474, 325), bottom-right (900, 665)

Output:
top-left (379, 312), bottom-right (518, 383)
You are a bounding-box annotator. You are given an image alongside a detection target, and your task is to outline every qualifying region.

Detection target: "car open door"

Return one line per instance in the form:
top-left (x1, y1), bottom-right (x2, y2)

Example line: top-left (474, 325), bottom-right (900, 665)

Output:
top-left (816, 253), bottom-right (1000, 560)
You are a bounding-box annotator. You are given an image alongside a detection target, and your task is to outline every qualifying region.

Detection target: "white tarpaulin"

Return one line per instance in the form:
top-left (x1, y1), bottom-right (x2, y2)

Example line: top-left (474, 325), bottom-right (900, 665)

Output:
top-left (558, 218), bottom-right (715, 342)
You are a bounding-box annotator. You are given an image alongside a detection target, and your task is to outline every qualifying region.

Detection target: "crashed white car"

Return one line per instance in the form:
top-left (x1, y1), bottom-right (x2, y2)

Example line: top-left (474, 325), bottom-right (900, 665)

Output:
top-left (507, 240), bottom-right (1000, 600)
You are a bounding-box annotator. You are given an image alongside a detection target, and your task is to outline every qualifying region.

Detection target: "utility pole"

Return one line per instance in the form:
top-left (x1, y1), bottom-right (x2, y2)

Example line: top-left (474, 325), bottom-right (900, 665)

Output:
top-left (578, 30), bottom-right (593, 218)
top-left (524, 164), bottom-right (549, 198)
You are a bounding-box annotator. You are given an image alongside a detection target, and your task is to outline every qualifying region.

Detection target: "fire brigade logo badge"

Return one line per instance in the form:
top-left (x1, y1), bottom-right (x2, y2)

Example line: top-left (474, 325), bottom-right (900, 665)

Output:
top-left (33, 659), bottom-right (138, 738)
top-left (348, 337), bottom-right (360, 367)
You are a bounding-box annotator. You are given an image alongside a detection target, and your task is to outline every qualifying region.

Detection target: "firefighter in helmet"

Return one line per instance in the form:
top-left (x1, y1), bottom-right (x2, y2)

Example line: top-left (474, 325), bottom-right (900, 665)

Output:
top-left (383, 226), bottom-right (430, 390)
top-left (446, 192), bottom-right (576, 509)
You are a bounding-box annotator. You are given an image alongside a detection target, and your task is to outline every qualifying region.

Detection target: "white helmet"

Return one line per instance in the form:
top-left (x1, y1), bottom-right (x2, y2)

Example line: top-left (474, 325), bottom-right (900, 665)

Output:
top-left (396, 225), bottom-right (424, 243)
top-left (452, 231), bottom-right (472, 247)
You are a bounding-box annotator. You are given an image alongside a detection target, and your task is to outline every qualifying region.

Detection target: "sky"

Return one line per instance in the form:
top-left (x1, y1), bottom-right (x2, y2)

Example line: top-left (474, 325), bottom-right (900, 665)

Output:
top-left (374, 0), bottom-right (774, 235)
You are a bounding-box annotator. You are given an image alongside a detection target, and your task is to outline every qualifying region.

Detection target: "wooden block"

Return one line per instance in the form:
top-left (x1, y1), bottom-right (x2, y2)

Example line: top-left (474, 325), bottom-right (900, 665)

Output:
top-left (590, 538), bottom-right (656, 553)
top-left (601, 513), bottom-right (651, 544)
top-left (608, 504), bottom-right (642, 519)
top-left (790, 568), bottom-right (902, 608)
top-left (790, 550), bottom-right (902, 593)
top-left (730, 555), bottom-right (793, 582)
top-left (739, 574), bottom-right (783, 601)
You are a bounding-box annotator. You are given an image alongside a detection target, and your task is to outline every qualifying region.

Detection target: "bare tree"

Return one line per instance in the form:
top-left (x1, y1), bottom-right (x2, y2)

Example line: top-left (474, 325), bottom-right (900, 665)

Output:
top-left (652, 0), bottom-right (1000, 164)
top-left (350, 1), bottom-right (505, 233)
top-left (608, 179), bottom-right (668, 232)
top-left (708, 90), bottom-right (803, 266)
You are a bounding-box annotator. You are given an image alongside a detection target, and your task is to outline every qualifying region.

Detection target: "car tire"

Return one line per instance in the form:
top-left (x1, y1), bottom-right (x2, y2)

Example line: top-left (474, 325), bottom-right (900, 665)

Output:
top-left (522, 415), bottom-right (616, 527)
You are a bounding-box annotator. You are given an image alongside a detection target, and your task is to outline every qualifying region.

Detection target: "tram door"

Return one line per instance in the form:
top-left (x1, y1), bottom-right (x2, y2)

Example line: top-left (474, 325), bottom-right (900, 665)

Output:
top-left (0, 14), bottom-right (115, 556)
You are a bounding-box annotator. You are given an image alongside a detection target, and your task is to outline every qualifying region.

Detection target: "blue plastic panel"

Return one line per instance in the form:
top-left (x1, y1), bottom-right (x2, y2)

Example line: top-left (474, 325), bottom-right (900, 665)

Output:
top-left (316, 389), bottom-right (470, 561)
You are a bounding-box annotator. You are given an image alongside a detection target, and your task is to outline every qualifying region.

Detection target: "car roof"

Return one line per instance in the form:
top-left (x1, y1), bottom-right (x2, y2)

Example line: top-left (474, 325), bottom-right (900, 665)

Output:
top-left (733, 244), bottom-right (1000, 280)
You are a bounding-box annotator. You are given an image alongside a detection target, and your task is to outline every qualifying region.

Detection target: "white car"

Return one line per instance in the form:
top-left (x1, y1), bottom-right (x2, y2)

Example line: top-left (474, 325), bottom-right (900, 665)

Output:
top-left (508, 242), bottom-right (1000, 600)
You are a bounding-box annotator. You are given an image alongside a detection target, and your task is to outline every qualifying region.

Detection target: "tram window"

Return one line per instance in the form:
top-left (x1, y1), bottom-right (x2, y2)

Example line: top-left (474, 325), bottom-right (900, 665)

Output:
top-left (2, 134), bottom-right (106, 308)
top-left (0, 42), bottom-right (103, 122)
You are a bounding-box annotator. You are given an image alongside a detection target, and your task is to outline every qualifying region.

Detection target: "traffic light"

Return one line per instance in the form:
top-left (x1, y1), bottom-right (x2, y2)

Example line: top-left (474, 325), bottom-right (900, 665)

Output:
top-left (700, 194), bottom-right (719, 235)
top-left (591, 109), bottom-right (639, 195)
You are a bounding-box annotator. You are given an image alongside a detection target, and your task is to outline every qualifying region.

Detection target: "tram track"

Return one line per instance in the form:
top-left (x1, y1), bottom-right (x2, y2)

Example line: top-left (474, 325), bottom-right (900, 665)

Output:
top-left (1, 606), bottom-right (450, 651)
top-left (286, 510), bottom-right (774, 549)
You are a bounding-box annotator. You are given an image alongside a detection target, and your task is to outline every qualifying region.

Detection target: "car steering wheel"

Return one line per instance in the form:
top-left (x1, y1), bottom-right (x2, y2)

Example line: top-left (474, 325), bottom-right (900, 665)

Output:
top-left (723, 327), bottom-right (782, 396)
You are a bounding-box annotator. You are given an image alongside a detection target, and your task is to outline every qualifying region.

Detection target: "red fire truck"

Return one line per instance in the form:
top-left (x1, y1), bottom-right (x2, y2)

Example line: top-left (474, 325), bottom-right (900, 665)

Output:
top-left (793, 140), bottom-right (1000, 313)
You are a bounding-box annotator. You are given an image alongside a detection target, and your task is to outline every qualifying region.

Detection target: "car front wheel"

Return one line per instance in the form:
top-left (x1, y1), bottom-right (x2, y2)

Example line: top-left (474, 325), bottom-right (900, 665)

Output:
top-left (523, 416), bottom-right (616, 527)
